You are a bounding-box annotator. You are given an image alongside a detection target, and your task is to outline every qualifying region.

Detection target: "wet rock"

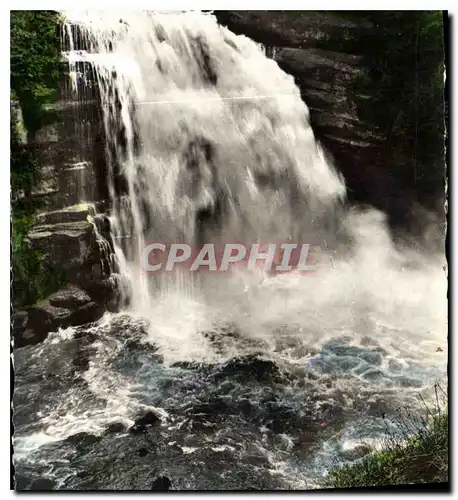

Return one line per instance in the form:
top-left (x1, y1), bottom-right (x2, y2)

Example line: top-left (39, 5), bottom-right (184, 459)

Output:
top-left (30, 478), bottom-right (56, 490)
top-left (214, 355), bottom-right (283, 383)
top-left (106, 422), bottom-right (128, 434)
top-left (16, 296), bottom-right (104, 347)
top-left (13, 474), bottom-right (31, 490)
top-left (21, 203), bottom-right (117, 339)
top-left (151, 476), bottom-right (171, 491)
top-left (190, 399), bottom-right (230, 416)
top-left (214, 11), bottom-right (372, 49)
top-left (34, 204), bottom-right (96, 225)
top-left (129, 411), bottom-right (161, 434)
top-left (28, 220), bottom-right (95, 271)
top-left (265, 408), bottom-right (302, 434)
top-left (64, 432), bottom-right (101, 447)
top-left (48, 284), bottom-right (92, 309)
top-left (214, 11), bottom-right (444, 234)
top-left (13, 328), bottom-right (36, 348)
top-left (12, 310), bottom-right (29, 346)
top-left (171, 360), bottom-right (206, 371)
top-left (12, 310), bottom-right (28, 330)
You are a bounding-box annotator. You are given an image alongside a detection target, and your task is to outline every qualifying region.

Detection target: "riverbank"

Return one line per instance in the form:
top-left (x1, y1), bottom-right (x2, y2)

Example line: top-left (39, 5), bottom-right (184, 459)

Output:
top-left (325, 406), bottom-right (448, 488)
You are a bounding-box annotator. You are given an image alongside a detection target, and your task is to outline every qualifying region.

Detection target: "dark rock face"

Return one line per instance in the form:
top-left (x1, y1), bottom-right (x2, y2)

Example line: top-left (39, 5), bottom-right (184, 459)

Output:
top-left (13, 204), bottom-right (118, 347)
top-left (11, 62), bottom-right (119, 347)
top-left (27, 60), bottom-right (108, 213)
top-left (15, 289), bottom-right (104, 348)
top-left (214, 11), bottom-right (373, 49)
top-left (28, 206), bottom-right (110, 284)
top-left (214, 11), bottom-right (446, 238)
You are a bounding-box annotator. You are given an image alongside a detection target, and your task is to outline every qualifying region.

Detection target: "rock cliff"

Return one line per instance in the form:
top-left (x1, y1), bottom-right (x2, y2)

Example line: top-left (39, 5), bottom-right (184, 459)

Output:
top-left (214, 11), bottom-right (446, 236)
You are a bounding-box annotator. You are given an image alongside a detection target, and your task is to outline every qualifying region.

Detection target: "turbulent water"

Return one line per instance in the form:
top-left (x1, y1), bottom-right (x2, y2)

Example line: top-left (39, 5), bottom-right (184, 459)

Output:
top-left (13, 11), bottom-right (447, 491)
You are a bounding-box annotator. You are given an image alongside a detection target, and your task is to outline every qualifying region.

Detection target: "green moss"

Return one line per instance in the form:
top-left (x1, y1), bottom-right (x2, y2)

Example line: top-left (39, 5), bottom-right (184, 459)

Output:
top-left (12, 215), bottom-right (67, 307)
top-left (325, 410), bottom-right (448, 488)
top-left (10, 10), bottom-right (62, 136)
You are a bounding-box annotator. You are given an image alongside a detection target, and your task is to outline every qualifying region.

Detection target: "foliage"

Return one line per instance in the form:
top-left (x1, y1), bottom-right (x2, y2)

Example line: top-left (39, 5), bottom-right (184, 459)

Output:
top-left (11, 10), bottom-right (64, 307)
top-left (325, 392), bottom-right (448, 488)
top-left (12, 215), bottom-right (66, 307)
top-left (10, 10), bottom-right (62, 136)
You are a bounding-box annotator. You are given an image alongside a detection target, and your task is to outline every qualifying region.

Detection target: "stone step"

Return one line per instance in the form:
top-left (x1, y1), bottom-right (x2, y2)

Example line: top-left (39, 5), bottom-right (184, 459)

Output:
top-left (28, 159), bottom-right (100, 211)
top-left (34, 203), bottom-right (96, 225)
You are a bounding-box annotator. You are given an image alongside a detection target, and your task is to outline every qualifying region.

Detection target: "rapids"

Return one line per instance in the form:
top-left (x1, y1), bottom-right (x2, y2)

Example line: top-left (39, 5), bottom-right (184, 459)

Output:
top-left (12, 11), bottom-right (447, 490)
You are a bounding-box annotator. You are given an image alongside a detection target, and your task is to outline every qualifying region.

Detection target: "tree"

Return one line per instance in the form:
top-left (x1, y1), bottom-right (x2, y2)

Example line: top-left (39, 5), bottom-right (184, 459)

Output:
top-left (10, 11), bottom-right (63, 307)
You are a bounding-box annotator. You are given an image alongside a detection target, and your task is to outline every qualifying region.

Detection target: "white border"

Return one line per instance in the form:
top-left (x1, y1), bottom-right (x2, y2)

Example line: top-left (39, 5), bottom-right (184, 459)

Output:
top-left (3, 3), bottom-right (454, 498)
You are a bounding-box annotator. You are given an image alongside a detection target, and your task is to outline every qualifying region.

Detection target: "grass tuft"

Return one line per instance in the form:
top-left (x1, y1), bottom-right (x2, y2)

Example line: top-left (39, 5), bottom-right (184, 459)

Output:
top-left (324, 385), bottom-right (448, 488)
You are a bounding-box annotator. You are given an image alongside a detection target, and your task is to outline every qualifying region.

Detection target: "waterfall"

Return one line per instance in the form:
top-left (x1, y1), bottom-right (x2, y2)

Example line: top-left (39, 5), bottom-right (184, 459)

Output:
top-left (62, 11), bottom-right (346, 313)
top-left (13, 14), bottom-right (447, 489)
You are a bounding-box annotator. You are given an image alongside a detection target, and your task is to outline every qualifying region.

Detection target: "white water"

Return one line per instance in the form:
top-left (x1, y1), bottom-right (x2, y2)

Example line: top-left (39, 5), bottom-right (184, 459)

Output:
top-left (61, 9), bottom-right (446, 368)
top-left (62, 10), bottom-right (346, 311)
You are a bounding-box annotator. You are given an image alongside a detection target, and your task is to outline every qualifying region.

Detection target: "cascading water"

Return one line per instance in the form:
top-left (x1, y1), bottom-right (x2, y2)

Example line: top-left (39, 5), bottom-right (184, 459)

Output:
top-left (13, 10), bottom-right (447, 491)
top-left (63, 11), bottom-right (345, 313)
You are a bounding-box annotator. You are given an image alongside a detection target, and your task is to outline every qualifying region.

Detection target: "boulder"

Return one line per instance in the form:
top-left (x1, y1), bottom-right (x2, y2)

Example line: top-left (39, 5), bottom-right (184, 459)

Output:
top-left (48, 284), bottom-right (92, 308)
top-left (63, 432), bottom-right (101, 447)
top-left (13, 474), bottom-right (31, 491)
top-left (129, 411), bottom-right (162, 434)
top-left (106, 422), bottom-right (128, 434)
top-left (213, 355), bottom-right (283, 383)
top-left (14, 285), bottom-right (104, 347)
top-left (28, 219), bottom-right (96, 271)
top-left (29, 478), bottom-right (56, 491)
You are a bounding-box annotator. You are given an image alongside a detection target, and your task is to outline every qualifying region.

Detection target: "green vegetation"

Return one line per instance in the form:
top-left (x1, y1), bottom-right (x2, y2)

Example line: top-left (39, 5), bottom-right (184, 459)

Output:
top-left (11, 10), bottom-right (65, 307)
top-left (325, 406), bottom-right (448, 488)
top-left (11, 10), bottom-right (62, 137)
top-left (12, 213), bottom-right (66, 307)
